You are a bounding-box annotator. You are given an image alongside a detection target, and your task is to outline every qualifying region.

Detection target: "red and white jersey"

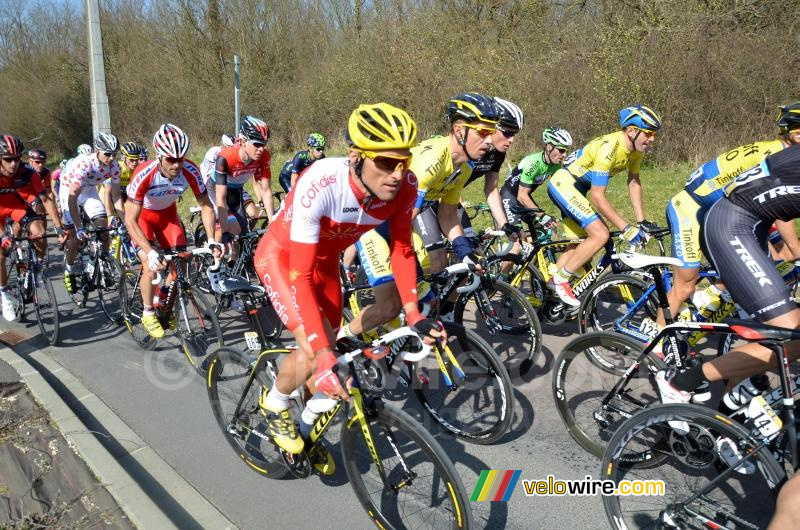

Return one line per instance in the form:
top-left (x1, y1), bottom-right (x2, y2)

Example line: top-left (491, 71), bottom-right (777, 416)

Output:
top-left (256, 157), bottom-right (420, 351)
top-left (126, 159), bottom-right (207, 211)
top-left (61, 153), bottom-right (120, 192)
top-left (210, 145), bottom-right (272, 188)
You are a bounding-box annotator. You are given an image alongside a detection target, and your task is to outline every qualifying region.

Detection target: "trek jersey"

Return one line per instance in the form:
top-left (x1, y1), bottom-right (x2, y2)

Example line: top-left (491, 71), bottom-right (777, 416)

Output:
top-left (502, 151), bottom-right (561, 196)
top-left (256, 157), bottom-right (420, 351)
top-left (685, 139), bottom-right (785, 208)
top-left (725, 144), bottom-right (800, 222)
top-left (211, 145), bottom-right (272, 188)
top-left (565, 130), bottom-right (642, 187)
top-left (61, 154), bottom-right (120, 192)
top-left (411, 135), bottom-right (475, 207)
top-left (126, 159), bottom-right (207, 211)
top-left (465, 149), bottom-right (505, 187)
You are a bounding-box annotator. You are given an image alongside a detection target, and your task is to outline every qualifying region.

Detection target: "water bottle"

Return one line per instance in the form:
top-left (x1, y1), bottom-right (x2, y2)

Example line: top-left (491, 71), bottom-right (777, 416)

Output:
top-left (693, 284), bottom-right (724, 322)
top-left (299, 392), bottom-right (338, 439)
top-left (719, 373), bottom-right (772, 415)
top-left (776, 260), bottom-right (797, 285)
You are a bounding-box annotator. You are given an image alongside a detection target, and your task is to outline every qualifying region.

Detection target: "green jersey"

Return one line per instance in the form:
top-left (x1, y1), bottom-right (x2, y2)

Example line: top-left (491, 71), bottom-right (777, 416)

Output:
top-left (501, 151), bottom-right (561, 197)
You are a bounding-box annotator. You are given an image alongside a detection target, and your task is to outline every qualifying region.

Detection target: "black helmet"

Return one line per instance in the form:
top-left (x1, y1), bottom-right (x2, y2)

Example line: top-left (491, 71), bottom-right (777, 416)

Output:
top-left (777, 103), bottom-right (800, 134)
top-left (94, 133), bottom-right (119, 153)
top-left (446, 92), bottom-right (500, 124)
top-left (0, 135), bottom-right (24, 157)
top-left (27, 148), bottom-right (47, 161)
top-left (239, 115), bottom-right (270, 143)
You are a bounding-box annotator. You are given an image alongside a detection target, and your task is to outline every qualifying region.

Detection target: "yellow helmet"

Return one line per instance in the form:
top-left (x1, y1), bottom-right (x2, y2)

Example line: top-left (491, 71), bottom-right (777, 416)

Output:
top-left (346, 103), bottom-right (417, 151)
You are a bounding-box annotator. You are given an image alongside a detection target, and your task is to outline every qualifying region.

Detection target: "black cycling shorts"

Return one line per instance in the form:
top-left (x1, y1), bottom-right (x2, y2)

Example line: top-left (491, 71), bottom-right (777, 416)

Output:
top-left (703, 198), bottom-right (796, 322)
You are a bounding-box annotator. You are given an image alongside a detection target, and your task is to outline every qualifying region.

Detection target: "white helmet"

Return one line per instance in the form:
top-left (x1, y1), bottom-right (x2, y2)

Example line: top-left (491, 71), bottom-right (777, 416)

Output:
top-left (221, 134), bottom-right (235, 147)
top-left (77, 144), bottom-right (93, 156)
top-left (494, 97), bottom-right (524, 131)
top-left (94, 133), bottom-right (119, 153)
top-left (153, 123), bottom-right (190, 158)
top-left (542, 127), bottom-right (573, 148)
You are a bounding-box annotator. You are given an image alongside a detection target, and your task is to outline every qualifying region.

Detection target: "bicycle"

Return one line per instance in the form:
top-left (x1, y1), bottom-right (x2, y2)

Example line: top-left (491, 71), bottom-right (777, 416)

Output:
top-left (484, 206), bottom-right (661, 325)
top-left (109, 225), bottom-right (140, 270)
top-left (5, 228), bottom-right (61, 345)
top-left (206, 299), bottom-right (473, 528)
top-left (341, 261), bottom-right (515, 444)
top-left (552, 251), bottom-right (739, 458)
top-left (600, 319), bottom-right (800, 529)
top-left (119, 247), bottom-right (223, 374)
top-left (64, 226), bottom-right (124, 323)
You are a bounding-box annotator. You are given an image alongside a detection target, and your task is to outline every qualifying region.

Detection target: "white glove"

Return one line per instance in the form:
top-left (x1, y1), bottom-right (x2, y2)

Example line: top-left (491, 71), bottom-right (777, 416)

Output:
top-left (76, 228), bottom-right (90, 241)
top-left (147, 249), bottom-right (163, 272)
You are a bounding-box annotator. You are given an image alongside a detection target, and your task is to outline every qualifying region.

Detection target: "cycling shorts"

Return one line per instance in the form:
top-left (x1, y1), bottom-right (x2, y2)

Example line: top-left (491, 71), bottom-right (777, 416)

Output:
top-left (456, 205), bottom-right (476, 238)
top-left (59, 185), bottom-right (106, 227)
top-left (136, 204), bottom-right (187, 251)
top-left (546, 169), bottom-right (600, 229)
top-left (703, 198), bottom-right (795, 322)
top-left (414, 205), bottom-right (446, 252)
top-left (254, 235), bottom-right (342, 334)
top-left (666, 190), bottom-right (705, 268)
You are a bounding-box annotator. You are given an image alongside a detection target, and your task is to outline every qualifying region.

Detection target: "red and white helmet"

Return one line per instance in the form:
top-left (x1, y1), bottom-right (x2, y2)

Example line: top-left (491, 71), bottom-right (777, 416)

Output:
top-left (153, 123), bottom-right (190, 158)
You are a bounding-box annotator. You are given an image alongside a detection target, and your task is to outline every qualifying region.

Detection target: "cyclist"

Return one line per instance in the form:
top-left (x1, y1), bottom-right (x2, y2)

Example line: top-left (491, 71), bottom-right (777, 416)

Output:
top-left (124, 124), bottom-right (217, 339)
top-left (25, 149), bottom-right (53, 203)
top-left (103, 142), bottom-right (141, 211)
top-left (546, 105), bottom-right (662, 307)
top-left (0, 135), bottom-right (65, 321)
top-left (253, 103), bottom-right (442, 455)
top-left (206, 116), bottom-right (274, 242)
top-left (497, 127), bottom-right (573, 272)
top-left (344, 92), bottom-right (499, 337)
top-left (457, 97), bottom-right (525, 241)
top-left (656, 144), bottom-right (800, 415)
top-left (60, 133), bottom-right (123, 294)
top-left (277, 132), bottom-right (327, 193)
top-left (663, 103), bottom-right (800, 324)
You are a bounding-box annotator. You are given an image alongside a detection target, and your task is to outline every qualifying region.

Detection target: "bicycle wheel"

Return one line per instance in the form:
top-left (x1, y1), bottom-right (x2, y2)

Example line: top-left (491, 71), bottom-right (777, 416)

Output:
top-left (341, 402), bottom-right (472, 529)
top-left (602, 403), bottom-right (783, 529)
top-left (187, 253), bottom-right (213, 294)
top-left (578, 273), bottom-right (655, 336)
top-left (97, 256), bottom-right (124, 323)
top-left (32, 266), bottom-right (59, 346)
top-left (553, 331), bottom-right (664, 458)
top-left (454, 279), bottom-right (542, 378)
top-left (119, 269), bottom-right (157, 350)
top-left (206, 347), bottom-right (289, 478)
top-left (175, 289), bottom-right (224, 374)
top-left (413, 322), bottom-right (513, 445)
top-left (485, 255), bottom-right (547, 315)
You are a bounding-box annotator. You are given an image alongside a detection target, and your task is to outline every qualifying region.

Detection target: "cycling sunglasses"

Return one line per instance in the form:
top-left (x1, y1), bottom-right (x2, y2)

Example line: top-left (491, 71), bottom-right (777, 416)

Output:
top-left (461, 123), bottom-right (496, 138)
top-left (359, 150), bottom-right (411, 172)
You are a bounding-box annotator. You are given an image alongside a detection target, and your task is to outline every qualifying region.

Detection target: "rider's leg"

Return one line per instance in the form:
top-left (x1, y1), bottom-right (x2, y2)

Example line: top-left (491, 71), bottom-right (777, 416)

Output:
top-left (27, 219), bottom-right (47, 259)
top-left (769, 472), bottom-right (800, 529)
top-left (555, 218), bottom-right (608, 279)
top-left (660, 265), bottom-right (700, 326)
top-left (346, 282), bottom-right (402, 336)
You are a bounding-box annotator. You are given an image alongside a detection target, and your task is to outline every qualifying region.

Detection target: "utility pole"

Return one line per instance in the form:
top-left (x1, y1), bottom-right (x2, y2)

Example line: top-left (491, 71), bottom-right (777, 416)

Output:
top-left (233, 55), bottom-right (241, 134)
top-left (86, 0), bottom-right (111, 138)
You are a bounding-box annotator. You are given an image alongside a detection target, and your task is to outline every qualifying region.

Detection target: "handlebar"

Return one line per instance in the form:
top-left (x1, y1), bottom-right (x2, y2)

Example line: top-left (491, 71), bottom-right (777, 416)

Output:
top-left (152, 247), bottom-right (213, 284)
top-left (337, 327), bottom-right (432, 365)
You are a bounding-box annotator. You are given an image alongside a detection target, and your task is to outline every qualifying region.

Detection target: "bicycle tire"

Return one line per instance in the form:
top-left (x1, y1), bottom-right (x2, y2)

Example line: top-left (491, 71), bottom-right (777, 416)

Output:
top-left (206, 347), bottom-right (289, 478)
top-left (413, 322), bottom-right (513, 445)
top-left (552, 331), bottom-right (664, 458)
top-left (119, 269), bottom-right (157, 351)
top-left (454, 279), bottom-right (542, 379)
top-left (577, 273), bottom-right (655, 337)
top-left (97, 256), bottom-right (124, 323)
top-left (32, 267), bottom-right (59, 346)
top-left (341, 401), bottom-right (473, 529)
top-left (485, 254), bottom-right (548, 315)
top-left (175, 289), bottom-right (224, 375)
top-left (601, 403), bottom-right (783, 529)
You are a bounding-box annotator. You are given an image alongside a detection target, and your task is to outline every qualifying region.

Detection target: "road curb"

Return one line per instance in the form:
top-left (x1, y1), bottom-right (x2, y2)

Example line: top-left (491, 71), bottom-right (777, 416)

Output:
top-left (0, 342), bottom-right (236, 530)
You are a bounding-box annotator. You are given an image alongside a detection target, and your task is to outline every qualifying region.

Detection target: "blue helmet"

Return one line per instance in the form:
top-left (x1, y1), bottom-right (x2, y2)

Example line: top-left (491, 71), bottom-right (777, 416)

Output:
top-left (619, 105), bottom-right (662, 132)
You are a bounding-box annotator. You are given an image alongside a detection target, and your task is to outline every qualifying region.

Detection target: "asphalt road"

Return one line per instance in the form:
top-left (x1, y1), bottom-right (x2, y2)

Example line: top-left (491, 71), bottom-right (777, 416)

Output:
top-left (3, 261), bottom-right (610, 530)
